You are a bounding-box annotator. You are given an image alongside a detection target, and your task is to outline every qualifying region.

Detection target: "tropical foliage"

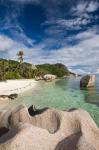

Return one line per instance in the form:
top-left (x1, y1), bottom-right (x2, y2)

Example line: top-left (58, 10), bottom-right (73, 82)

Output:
top-left (36, 63), bottom-right (70, 77)
top-left (0, 59), bottom-right (70, 81)
top-left (17, 51), bottom-right (24, 63)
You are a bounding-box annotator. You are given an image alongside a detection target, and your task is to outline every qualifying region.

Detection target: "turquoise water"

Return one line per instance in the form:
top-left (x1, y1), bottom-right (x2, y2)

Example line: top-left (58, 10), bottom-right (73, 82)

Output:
top-left (1, 76), bottom-right (99, 126)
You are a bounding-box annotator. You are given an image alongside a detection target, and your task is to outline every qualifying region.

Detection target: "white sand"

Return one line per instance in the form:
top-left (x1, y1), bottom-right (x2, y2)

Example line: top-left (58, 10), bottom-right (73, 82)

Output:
top-left (0, 79), bottom-right (37, 95)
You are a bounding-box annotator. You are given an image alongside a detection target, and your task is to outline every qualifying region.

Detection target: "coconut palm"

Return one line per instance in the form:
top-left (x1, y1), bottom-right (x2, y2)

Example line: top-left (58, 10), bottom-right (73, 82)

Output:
top-left (17, 51), bottom-right (24, 64)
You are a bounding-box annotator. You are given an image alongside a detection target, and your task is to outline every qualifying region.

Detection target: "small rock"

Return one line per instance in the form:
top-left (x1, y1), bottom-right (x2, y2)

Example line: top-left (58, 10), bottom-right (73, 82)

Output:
top-left (8, 94), bottom-right (18, 100)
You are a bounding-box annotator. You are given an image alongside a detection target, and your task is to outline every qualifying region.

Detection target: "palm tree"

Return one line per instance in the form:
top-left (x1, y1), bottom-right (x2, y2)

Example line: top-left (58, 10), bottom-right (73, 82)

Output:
top-left (17, 51), bottom-right (24, 64)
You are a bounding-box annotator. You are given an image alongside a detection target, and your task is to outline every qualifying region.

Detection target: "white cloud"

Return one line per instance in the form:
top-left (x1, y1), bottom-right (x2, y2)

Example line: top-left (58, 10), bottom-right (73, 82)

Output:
top-left (0, 34), bottom-right (45, 64)
top-left (0, 28), bottom-right (99, 74)
top-left (72, 1), bottom-right (99, 14)
top-left (86, 1), bottom-right (99, 12)
top-left (0, 12), bottom-right (35, 47)
top-left (0, 35), bottom-right (16, 51)
top-left (43, 28), bottom-right (99, 73)
top-left (72, 2), bottom-right (87, 13)
top-left (96, 69), bottom-right (99, 74)
top-left (75, 29), bottom-right (94, 40)
top-left (0, 0), bottom-right (99, 74)
top-left (0, 34), bottom-right (29, 58)
top-left (43, 1), bottom-right (98, 34)
top-left (55, 17), bottom-right (90, 29)
top-left (69, 68), bottom-right (90, 75)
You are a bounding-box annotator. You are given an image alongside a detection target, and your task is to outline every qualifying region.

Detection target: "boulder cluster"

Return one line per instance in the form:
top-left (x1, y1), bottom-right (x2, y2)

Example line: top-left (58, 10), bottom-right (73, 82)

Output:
top-left (35, 74), bottom-right (56, 81)
top-left (0, 105), bottom-right (99, 150)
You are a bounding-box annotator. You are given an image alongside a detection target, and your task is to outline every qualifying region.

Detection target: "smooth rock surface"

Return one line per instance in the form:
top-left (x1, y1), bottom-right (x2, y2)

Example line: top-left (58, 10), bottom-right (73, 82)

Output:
top-left (80, 75), bottom-right (96, 88)
top-left (0, 105), bottom-right (99, 150)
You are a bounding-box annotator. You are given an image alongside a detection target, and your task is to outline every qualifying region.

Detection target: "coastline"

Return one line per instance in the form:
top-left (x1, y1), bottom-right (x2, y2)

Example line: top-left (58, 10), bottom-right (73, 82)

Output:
top-left (0, 79), bottom-right (37, 96)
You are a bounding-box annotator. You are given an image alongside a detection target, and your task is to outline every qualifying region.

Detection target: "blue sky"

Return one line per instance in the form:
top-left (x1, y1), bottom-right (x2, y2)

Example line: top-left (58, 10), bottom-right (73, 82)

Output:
top-left (0, 0), bottom-right (99, 74)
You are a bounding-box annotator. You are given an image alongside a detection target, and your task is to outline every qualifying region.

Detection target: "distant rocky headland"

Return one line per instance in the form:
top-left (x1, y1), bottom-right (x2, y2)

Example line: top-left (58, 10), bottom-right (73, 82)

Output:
top-left (0, 58), bottom-right (76, 82)
top-left (0, 104), bottom-right (99, 150)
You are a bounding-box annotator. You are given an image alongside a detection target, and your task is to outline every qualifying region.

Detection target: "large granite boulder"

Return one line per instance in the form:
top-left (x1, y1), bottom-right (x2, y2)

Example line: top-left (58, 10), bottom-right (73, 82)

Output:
top-left (80, 75), bottom-right (96, 88)
top-left (0, 105), bottom-right (99, 150)
top-left (43, 74), bottom-right (56, 81)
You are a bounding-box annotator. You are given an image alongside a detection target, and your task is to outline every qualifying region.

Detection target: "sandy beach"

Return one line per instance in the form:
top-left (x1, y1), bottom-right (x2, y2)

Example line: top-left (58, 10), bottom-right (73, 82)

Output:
top-left (0, 79), bottom-right (37, 95)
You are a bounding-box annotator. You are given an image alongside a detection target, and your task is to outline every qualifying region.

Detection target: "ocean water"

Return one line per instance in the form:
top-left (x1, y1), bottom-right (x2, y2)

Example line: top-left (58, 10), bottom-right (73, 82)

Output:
top-left (1, 76), bottom-right (99, 126)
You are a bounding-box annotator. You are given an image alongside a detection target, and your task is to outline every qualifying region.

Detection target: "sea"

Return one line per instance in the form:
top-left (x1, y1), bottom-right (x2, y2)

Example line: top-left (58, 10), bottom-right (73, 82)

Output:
top-left (0, 75), bottom-right (99, 126)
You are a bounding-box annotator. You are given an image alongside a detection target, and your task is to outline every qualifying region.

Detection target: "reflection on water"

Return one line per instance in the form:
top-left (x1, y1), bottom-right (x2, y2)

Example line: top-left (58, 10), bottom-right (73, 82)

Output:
top-left (80, 76), bottom-right (99, 107)
top-left (84, 88), bottom-right (99, 107)
top-left (56, 76), bottom-right (99, 107)
top-left (55, 77), bottom-right (80, 91)
top-left (0, 76), bottom-right (99, 126)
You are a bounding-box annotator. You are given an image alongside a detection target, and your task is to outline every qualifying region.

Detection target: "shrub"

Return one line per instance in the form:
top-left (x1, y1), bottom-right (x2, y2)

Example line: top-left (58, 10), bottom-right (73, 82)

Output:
top-left (5, 72), bottom-right (22, 79)
top-left (0, 59), bottom-right (70, 79)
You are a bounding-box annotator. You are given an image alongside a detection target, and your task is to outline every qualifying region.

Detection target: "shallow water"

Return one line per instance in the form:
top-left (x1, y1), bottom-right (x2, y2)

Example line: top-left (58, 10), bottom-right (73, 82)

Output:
top-left (0, 76), bottom-right (99, 126)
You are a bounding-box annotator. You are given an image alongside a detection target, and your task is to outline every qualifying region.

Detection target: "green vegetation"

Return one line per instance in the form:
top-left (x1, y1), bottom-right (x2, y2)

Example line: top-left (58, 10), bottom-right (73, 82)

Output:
top-left (5, 72), bottom-right (22, 79)
top-left (0, 59), bottom-right (71, 81)
top-left (36, 63), bottom-right (70, 77)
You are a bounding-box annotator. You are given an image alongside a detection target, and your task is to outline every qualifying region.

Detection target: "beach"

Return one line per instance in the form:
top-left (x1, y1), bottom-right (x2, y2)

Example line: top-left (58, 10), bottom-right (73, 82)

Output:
top-left (0, 79), bottom-right (37, 95)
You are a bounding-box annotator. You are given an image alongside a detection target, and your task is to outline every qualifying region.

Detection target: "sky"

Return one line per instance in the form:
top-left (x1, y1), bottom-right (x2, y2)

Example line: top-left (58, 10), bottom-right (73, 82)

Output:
top-left (0, 0), bottom-right (99, 74)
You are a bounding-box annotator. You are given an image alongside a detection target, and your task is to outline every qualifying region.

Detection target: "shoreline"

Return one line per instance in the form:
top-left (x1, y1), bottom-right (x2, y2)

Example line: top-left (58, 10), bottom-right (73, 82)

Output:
top-left (0, 79), bottom-right (37, 96)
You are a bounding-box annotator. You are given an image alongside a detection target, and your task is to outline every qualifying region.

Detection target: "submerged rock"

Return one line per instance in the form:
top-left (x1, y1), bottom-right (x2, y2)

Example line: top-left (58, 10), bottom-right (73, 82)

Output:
top-left (0, 105), bottom-right (99, 150)
top-left (80, 75), bottom-right (96, 88)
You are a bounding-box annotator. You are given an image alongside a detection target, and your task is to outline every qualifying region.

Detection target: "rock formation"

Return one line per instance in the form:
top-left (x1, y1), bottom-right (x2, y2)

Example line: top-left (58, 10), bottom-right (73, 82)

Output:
top-left (0, 104), bottom-right (99, 150)
top-left (0, 94), bottom-right (18, 101)
top-left (43, 74), bottom-right (56, 81)
top-left (80, 75), bottom-right (96, 88)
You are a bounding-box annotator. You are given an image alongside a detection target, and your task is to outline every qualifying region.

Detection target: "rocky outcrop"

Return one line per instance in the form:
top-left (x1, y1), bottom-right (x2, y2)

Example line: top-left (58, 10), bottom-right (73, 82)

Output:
top-left (35, 76), bottom-right (43, 81)
top-left (80, 75), bottom-right (96, 88)
top-left (0, 105), bottom-right (99, 150)
top-left (0, 94), bottom-right (18, 101)
top-left (35, 74), bottom-right (56, 81)
top-left (43, 74), bottom-right (56, 81)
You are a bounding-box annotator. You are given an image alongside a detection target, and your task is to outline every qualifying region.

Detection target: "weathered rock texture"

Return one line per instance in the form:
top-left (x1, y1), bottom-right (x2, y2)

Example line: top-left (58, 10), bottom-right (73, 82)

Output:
top-left (80, 75), bottom-right (96, 88)
top-left (0, 104), bottom-right (99, 150)
top-left (43, 74), bottom-right (56, 81)
top-left (0, 94), bottom-right (18, 101)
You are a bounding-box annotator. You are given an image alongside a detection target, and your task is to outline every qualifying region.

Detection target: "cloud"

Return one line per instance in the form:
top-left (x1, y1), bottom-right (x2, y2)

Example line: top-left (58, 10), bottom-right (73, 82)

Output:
top-left (0, 5), bottom-right (35, 47)
top-left (72, 2), bottom-right (87, 13)
top-left (0, 34), bottom-right (28, 56)
top-left (96, 69), bottom-right (99, 74)
top-left (0, 35), bottom-right (16, 51)
top-left (72, 1), bottom-right (99, 14)
top-left (43, 1), bottom-right (99, 37)
top-left (0, 30), bottom-right (99, 74)
top-left (43, 28), bottom-right (99, 73)
top-left (45, 17), bottom-right (91, 31)
top-left (0, 34), bottom-right (45, 64)
top-left (0, 0), bottom-right (99, 74)
top-left (86, 1), bottom-right (99, 12)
